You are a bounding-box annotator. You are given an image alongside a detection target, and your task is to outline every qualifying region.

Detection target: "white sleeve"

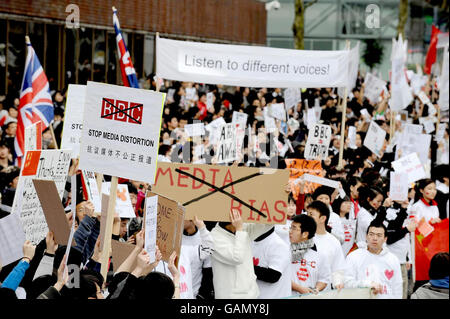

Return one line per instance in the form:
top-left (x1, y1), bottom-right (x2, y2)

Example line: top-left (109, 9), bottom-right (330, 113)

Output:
top-left (344, 253), bottom-right (371, 289)
top-left (266, 242), bottom-right (290, 274)
top-left (197, 227), bottom-right (215, 260)
top-left (33, 255), bottom-right (54, 281)
top-left (245, 223), bottom-right (274, 241)
top-left (212, 230), bottom-right (248, 266)
top-left (329, 214), bottom-right (345, 244)
top-left (391, 258), bottom-right (403, 299)
top-left (317, 253), bottom-right (331, 285)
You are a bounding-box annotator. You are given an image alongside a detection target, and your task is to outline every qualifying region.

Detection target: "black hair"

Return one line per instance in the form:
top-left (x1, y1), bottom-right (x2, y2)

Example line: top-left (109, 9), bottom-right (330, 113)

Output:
top-left (0, 287), bottom-right (17, 300)
top-left (359, 186), bottom-right (384, 211)
top-left (344, 176), bottom-right (362, 198)
top-left (414, 178), bottom-right (435, 202)
top-left (134, 272), bottom-right (175, 299)
top-left (331, 196), bottom-right (351, 219)
top-left (312, 185), bottom-right (334, 201)
top-left (291, 214), bottom-right (317, 239)
top-left (307, 200), bottom-right (330, 227)
top-left (429, 252), bottom-right (449, 280)
top-left (27, 274), bottom-right (57, 299)
top-left (366, 219), bottom-right (387, 236)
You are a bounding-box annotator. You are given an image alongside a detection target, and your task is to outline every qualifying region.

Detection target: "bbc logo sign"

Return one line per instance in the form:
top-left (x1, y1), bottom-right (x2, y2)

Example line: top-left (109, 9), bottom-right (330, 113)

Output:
top-left (101, 98), bottom-right (143, 124)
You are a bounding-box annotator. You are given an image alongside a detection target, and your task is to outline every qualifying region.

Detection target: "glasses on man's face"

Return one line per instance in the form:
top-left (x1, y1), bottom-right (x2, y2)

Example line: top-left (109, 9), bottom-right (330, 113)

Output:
top-left (367, 232), bottom-right (384, 239)
top-left (289, 226), bottom-right (301, 232)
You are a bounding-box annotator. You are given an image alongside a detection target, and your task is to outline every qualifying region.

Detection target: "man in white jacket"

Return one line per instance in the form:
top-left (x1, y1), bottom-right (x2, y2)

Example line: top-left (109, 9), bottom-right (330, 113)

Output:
top-left (210, 209), bottom-right (272, 299)
top-left (344, 219), bottom-right (403, 299)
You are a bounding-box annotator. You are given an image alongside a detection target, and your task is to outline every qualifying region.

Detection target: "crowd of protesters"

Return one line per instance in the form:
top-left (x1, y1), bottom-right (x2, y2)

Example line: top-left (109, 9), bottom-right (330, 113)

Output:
top-left (0, 69), bottom-right (449, 300)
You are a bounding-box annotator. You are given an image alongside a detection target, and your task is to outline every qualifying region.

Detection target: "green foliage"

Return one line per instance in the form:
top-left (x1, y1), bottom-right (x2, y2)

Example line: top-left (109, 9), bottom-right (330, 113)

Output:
top-left (362, 39), bottom-right (384, 71)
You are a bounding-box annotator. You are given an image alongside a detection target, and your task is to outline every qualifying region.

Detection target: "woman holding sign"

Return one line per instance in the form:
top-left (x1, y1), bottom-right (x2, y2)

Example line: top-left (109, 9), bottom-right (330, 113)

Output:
top-left (410, 179), bottom-right (441, 225)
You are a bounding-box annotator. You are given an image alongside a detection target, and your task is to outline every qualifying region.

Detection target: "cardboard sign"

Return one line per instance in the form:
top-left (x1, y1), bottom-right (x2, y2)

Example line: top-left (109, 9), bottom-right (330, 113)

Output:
top-left (102, 183), bottom-right (135, 218)
top-left (392, 152), bottom-right (426, 183)
top-left (24, 121), bottom-right (42, 151)
top-left (269, 103), bottom-right (286, 121)
top-left (285, 159), bottom-right (325, 200)
top-left (389, 171), bottom-right (409, 201)
top-left (304, 124), bottom-right (332, 160)
top-left (144, 195), bottom-right (158, 263)
top-left (32, 179), bottom-right (75, 246)
top-left (81, 170), bottom-right (102, 212)
top-left (61, 84), bottom-right (86, 158)
top-left (152, 163), bottom-right (289, 224)
top-left (111, 239), bottom-right (137, 271)
top-left (364, 73), bottom-right (386, 104)
top-left (0, 213), bottom-right (26, 266)
top-left (232, 111), bottom-right (248, 126)
top-left (184, 123), bottom-right (205, 137)
top-left (79, 81), bottom-right (166, 184)
top-left (284, 88), bottom-right (301, 110)
top-left (147, 192), bottom-right (185, 263)
top-left (11, 150), bottom-right (71, 244)
top-left (363, 121), bottom-right (386, 157)
top-left (215, 123), bottom-right (238, 164)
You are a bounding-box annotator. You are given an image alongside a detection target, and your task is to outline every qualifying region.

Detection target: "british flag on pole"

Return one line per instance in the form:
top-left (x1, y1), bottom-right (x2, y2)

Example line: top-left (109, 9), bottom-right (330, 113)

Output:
top-left (112, 7), bottom-right (140, 88)
top-left (14, 36), bottom-right (54, 167)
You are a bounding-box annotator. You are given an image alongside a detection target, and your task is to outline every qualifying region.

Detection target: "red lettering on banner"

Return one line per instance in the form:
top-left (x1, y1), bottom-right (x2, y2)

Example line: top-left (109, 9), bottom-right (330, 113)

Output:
top-left (101, 97), bottom-right (143, 124)
top-left (177, 167), bottom-right (189, 187)
top-left (208, 168), bottom-right (220, 192)
top-left (192, 167), bottom-right (205, 189)
top-left (115, 100), bottom-right (128, 122)
top-left (129, 102), bottom-right (143, 123)
top-left (222, 170), bottom-right (235, 194)
top-left (247, 199), bottom-right (257, 221)
top-left (230, 199), bottom-right (243, 215)
top-left (256, 201), bottom-right (271, 222)
top-left (155, 167), bottom-right (173, 186)
top-left (273, 200), bottom-right (287, 223)
top-left (101, 98), bottom-right (114, 119)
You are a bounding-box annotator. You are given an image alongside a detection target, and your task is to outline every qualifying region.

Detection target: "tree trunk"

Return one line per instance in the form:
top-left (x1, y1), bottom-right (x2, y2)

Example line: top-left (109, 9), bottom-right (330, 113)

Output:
top-left (397, 0), bottom-right (408, 38)
top-left (293, 0), bottom-right (305, 50)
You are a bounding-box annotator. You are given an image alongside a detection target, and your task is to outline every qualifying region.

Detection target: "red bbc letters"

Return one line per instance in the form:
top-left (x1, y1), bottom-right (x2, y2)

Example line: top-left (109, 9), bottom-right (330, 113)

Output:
top-left (101, 98), bottom-right (143, 124)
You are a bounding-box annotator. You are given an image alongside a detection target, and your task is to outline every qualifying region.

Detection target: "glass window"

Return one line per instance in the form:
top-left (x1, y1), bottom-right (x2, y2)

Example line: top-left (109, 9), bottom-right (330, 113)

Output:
top-left (143, 35), bottom-right (154, 77)
top-left (0, 19), bottom-right (6, 96)
top-left (65, 28), bottom-right (77, 86)
top-left (8, 20), bottom-right (26, 96)
top-left (45, 24), bottom-right (59, 93)
top-left (28, 22), bottom-right (44, 63)
top-left (133, 33), bottom-right (144, 82)
top-left (107, 31), bottom-right (117, 85)
top-left (93, 29), bottom-right (106, 82)
top-left (78, 27), bottom-right (92, 84)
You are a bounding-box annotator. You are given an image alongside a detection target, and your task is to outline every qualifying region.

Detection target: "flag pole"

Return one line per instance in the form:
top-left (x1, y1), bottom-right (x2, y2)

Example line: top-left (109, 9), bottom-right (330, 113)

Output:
top-left (337, 40), bottom-right (351, 170)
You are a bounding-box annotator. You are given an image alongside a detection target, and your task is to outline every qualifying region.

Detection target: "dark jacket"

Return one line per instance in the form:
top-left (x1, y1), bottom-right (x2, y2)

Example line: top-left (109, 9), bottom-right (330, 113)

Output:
top-left (73, 216), bottom-right (100, 265)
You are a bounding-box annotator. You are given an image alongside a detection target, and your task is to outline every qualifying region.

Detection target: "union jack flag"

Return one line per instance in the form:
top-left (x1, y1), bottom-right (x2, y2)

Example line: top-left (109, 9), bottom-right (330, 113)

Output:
top-left (14, 38), bottom-right (54, 166)
top-left (113, 7), bottom-right (139, 88)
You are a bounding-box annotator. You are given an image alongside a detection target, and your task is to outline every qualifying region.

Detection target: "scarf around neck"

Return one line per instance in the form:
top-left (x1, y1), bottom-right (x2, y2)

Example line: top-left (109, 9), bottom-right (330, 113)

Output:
top-left (430, 276), bottom-right (449, 289)
top-left (291, 238), bottom-right (315, 262)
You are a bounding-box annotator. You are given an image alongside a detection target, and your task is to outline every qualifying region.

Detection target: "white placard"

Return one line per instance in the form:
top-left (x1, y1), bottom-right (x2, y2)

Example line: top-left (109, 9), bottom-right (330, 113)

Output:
top-left (304, 124), bottom-right (332, 160)
top-left (364, 73), bottom-right (387, 104)
top-left (360, 108), bottom-right (371, 122)
top-left (185, 87), bottom-right (197, 101)
top-left (306, 108), bottom-right (318, 130)
top-left (392, 152), bottom-right (426, 183)
top-left (395, 132), bottom-right (431, 165)
top-left (410, 74), bottom-right (428, 95)
top-left (263, 107), bottom-right (277, 133)
top-left (389, 57), bottom-right (413, 111)
top-left (24, 121), bottom-right (42, 151)
top-left (348, 126), bottom-right (357, 149)
top-left (206, 92), bottom-right (214, 109)
top-left (184, 123), bottom-right (206, 137)
top-left (437, 48), bottom-right (449, 111)
top-left (167, 88), bottom-right (176, 103)
top-left (0, 213), bottom-right (26, 266)
top-left (81, 170), bottom-right (102, 212)
top-left (11, 150), bottom-right (72, 244)
top-left (269, 103), bottom-right (286, 121)
top-left (363, 121), bottom-right (386, 157)
top-left (215, 123), bottom-right (238, 163)
top-left (61, 84), bottom-right (87, 158)
top-left (156, 36), bottom-right (350, 88)
top-left (232, 111), bottom-right (248, 126)
top-left (389, 171), bottom-right (409, 201)
top-left (79, 82), bottom-right (166, 184)
top-left (419, 117), bottom-right (436, 134)
top-left (144, 195), bottom-right (158, 263)
top-left (205, 117), bottom-right (226, 145)
top-left (235, 123), bottom-right (246, 159)
top-left (435, 123), bottom-right (447, 142)
top-left (102, 183), bottom-right (136, 218)
top-left (284, 88), bottom-right (301, 109)
top-left (403, 123), bottom-right (423, 135)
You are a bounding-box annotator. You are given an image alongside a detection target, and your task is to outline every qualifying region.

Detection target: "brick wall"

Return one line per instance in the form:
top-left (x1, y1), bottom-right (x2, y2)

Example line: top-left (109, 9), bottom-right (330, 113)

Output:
top-left (0, 0), bottom-right (266, 44)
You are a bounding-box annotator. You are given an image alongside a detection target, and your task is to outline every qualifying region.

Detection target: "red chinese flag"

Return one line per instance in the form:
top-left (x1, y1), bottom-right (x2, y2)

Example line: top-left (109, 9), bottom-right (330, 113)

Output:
top-left (424, 25), bottom-right (441, 75)
top-left (414, 219), bottom-right (449, 281)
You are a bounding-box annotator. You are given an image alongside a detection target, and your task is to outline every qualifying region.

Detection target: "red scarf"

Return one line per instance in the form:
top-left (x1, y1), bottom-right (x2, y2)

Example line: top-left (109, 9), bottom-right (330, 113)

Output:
top-left (351, 198), bottom-right (360, 217)
top-left (420, 197), bottom-right (437, 206)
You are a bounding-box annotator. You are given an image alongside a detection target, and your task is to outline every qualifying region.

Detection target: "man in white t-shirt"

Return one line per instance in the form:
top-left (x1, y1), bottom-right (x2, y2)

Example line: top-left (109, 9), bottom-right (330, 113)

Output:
top-left (344, 219), bottom-right (403, 299)
top-left (252, 226), bottom-right (291, 299)
top-left (306, 200), bottom-right (346, 290)
top-left (290, 213), bottom-right (331, 296)
top-left (313, 186), bottom-right (345, 244)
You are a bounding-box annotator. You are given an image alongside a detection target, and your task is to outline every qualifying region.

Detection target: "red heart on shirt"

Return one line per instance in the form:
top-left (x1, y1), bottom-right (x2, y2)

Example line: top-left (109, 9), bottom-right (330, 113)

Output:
top-left (385, 269), bottom-right (394, 280)
top-left (253, 257), bottom-right (259, 266)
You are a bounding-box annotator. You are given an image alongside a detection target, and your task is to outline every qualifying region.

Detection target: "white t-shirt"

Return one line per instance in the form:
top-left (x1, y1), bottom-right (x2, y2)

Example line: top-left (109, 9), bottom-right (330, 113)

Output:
top-left (344, 246), bottom-right (403, 299)
top-left (356, 207), bottom-right (376, 244)
top-left (328, 209), bottom-right (345, 244)
top-left (252, 231), bottom-right (291, 299)
top-left (340, 216), bottom-right (357, 256)
top-left (410, 199), bottom-right (440, 222)
top-left (275, 219), bottom-right (292, 246)
top-left (314, 232), bottom-right (347, 288)
top-left (291, 245), bottom-right (331, 295)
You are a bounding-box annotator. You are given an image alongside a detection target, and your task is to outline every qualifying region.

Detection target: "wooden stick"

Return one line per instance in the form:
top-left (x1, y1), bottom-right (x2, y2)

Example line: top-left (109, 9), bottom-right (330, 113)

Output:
top-left (49, 124), bottom-right (59, 149)
top-left (100, 176), bottom-right (118, 281)
top-left (389, 111), bottom-right (396, 144)
top-left (337, 41), bottom-right (351, 170)
top-left (96, 173), bottom-right (103, 194)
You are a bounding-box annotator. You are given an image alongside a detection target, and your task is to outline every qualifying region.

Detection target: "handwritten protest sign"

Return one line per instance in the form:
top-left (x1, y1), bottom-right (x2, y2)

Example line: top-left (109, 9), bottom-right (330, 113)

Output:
top-left (392, 152), bottom-right (426, 183)
top-left (184, 123), bottom-right (205, 137)
top-left (215, 123), bottom-right (238, 164)
top-left (80, 170), bottom-right (102, 212)
top-left (264, 107), bottom-right (277, 133)
top-left (419, 117), bottom-right (435, 134)
top-left (232, 111), bottom-right (248, 126)
top-left (304, 124), bottom-right (332, 160)
top-left (102, 182), bottom-right (135, 218)
top-left (363, 121), bottom-right (386, 157)
top-left (395, 133), bottom-right (431, 165)
top-left (156, 36), bottom-right (350, 88)
top-left (152, 163), bottom-right (289, 224)
top-left (389, 172), bottom-right (409, 201)
top-left (144, 195), bottom-right (158, 263)
top-left (235, 123), bottom-right (246, 159)
top-left (403, 123), bottom-right (423, 135)
top-left (269, 103), bottom-right (287, 121)
top-left (185, 87), bottom-right (196, 101)
top-left (111, 240), bottom-right (137, 270)
top-left (61, 84), bottom-right (86, 158)
top-left (79, 81), bottom-right (166, 184)
top-left (206, 92), bottom-right (214, 109)
top-left (285, 159), bottom-right (325, 200)
top-left (284, 88), bottom-right (301, 110)
top-left (205, 117), bottom-right (226, 145)
top-left (348, 126), bottom-right (357, 149)
top-left (147, 192), bottom-right (185, 264)
top-left (363, 73), bottom-right (386, 104)
top-left (0, 213), bottom-right (26, 266)
top-left (11, 150), bottom-right (71, 244)
top-left (24, 121), bottom-right (42, 151)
